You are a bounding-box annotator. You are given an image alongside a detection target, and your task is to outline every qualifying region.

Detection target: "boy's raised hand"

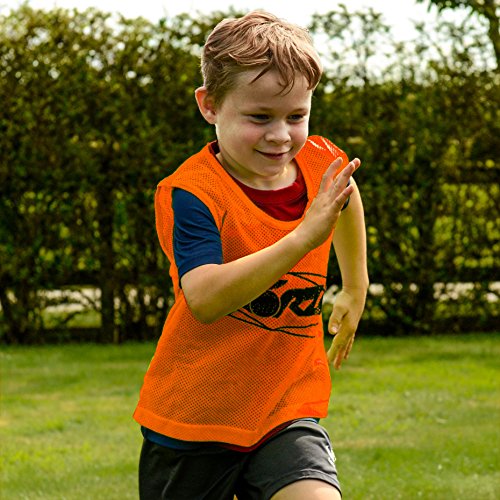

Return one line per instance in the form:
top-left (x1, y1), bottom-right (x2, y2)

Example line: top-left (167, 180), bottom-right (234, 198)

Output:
top-left (297, 157), bottom-right (361, 251)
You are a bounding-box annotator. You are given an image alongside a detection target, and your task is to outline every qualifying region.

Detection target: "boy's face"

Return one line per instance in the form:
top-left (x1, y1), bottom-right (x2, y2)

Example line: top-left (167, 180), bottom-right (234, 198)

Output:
top-left (198, 69), bottom-right (312, 189)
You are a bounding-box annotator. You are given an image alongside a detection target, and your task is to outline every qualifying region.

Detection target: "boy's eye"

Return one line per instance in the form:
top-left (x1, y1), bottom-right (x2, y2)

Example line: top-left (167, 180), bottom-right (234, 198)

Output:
top-left (249, 114), bottom-right (270, 121)
top-left (248, 114), bottom-right (306, 123)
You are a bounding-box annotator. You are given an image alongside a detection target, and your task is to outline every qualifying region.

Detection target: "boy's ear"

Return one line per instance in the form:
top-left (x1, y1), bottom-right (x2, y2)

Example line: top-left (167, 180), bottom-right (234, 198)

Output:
top-left (195, 86), bottom-right (217, 124)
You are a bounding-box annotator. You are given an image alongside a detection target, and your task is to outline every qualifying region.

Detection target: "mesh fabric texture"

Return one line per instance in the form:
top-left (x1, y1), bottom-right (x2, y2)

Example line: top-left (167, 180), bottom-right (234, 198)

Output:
top-left (134, 136), bottom-right (348, 446)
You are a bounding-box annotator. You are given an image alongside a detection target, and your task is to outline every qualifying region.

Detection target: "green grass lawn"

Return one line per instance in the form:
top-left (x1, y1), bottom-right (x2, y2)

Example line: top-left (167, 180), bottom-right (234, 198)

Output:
top-left (1, 333), bottom-right (499, 499)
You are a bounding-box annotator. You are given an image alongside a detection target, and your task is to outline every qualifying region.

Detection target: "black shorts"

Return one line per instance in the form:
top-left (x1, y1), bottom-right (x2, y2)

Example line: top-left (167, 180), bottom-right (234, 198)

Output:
top-left (139, 419), bottom-right (341, 500)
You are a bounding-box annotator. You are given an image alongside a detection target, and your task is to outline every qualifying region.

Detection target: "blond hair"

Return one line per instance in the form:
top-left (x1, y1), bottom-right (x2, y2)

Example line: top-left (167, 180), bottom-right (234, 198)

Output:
top-left (201, 10), bottom-right (323, 106)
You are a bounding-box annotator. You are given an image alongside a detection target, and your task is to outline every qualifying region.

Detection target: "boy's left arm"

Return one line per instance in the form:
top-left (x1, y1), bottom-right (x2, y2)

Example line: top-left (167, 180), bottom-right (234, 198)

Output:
top-left (328, 177), bottom-right (369, 370)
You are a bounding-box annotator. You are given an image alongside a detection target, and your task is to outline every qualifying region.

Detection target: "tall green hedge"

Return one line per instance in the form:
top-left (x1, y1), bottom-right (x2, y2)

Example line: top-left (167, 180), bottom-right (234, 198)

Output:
top-left (310, 7), bottom-right (499, 334)
top-left (0, 5), bottom-right (498, 343)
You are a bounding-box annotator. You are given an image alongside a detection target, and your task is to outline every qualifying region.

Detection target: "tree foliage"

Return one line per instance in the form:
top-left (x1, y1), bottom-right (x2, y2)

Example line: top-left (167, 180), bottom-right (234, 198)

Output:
top-left (416, 0), bottom-right (500, 68)
top-left (0, 5), bottom-right (498, 342)
top-left (311, 5), bottom-right (499, 334)
top-left (0, 6), bottom-right (223, 342)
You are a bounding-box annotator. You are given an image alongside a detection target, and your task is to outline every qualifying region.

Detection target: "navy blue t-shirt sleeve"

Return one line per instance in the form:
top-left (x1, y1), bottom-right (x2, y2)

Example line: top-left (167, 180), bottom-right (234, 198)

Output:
top-left (342, 178), bottom-right (351, 211)
top-left (172, 188), bottom-right (223, 280)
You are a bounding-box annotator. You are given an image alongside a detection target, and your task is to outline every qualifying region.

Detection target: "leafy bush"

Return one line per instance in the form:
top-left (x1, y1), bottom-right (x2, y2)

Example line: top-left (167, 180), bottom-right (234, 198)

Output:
top-left (310, 6), bottom-right (499, 334)
top-left (0, 5), bottom-right (498, 342)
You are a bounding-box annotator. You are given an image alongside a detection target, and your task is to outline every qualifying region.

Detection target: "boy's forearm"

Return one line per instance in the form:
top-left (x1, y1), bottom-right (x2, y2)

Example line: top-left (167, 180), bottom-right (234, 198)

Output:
top-left (180, 230), bottom-right (311, 323)
top-left (332, 179), bottom-right (369, 292)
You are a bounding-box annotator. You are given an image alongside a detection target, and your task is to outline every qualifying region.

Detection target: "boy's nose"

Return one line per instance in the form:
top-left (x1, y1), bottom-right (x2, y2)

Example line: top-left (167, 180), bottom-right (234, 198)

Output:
top-left (265, 122), bottom-right (291, 143)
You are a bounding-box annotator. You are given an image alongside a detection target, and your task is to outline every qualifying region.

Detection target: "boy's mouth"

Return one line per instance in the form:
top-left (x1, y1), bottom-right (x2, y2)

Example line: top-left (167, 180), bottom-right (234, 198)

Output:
top-left (258, 150), bottom-right (290, 160)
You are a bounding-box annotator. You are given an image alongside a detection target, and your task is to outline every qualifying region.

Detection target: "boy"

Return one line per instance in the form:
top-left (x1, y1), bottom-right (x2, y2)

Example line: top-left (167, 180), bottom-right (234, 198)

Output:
top-left (134, 10), bottom-right (368, 500)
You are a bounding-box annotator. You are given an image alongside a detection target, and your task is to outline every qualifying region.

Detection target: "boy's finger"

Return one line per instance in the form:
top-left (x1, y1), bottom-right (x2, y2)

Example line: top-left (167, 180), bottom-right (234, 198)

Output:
top-left (334, 352), bottom-right (344, 370)
top-left (333, 184), bottom-right (354, 210)
top-left (328, 336), bottom-right (346, 368)
top-left (319, 157), bottom-right (343, 192)
top-left (329, 160), bottom-right (357, 198)
top-left (332, 346), bottom-right (346, 370)
top-left (344, 336), bottom-right (355, 359)
top-left (336, 158), bottom-right (359, 184)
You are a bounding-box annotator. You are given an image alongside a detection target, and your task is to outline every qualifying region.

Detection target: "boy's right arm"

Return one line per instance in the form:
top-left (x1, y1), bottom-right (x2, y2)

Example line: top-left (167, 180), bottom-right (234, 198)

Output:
top-left (181, 157), bottom-right (359, 324)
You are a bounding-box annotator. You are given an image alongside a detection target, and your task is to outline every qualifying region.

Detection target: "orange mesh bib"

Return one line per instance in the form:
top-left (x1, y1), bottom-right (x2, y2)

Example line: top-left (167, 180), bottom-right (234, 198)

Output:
top-left (134, 136), bottom-right (348, 446)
